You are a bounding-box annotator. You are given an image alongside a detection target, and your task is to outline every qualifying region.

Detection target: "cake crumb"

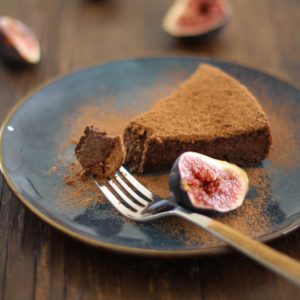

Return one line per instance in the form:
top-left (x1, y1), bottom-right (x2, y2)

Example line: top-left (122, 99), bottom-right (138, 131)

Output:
top-left (64, 175), bottom-right (74, 186)
top-left (70, 138), bottom-right (78, 145)
top-left (77, 169), bottom-right (87, 181)
top-left (48, 165), bottom-right (57, 174)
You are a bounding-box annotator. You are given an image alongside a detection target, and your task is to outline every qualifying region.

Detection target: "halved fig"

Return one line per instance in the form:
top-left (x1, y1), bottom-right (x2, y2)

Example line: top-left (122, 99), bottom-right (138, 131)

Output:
top-left (162, 0), bottom-right (232, 38)
top-left (169, 152), bottom-right (249, 212)
top-left (0, 16), bottom-right (40, 64)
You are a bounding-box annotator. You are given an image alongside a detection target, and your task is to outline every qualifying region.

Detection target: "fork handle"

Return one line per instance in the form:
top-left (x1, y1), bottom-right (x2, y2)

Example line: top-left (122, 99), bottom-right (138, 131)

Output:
top-left (174, 208), bottom-right (300, 286)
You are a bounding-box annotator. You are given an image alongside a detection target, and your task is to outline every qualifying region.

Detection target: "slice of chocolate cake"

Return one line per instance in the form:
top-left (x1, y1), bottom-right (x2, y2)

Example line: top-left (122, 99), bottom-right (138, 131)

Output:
top-left (124, 64), bottom-right (272, 173)
top-left (75, 126), bottom-right (126, 179)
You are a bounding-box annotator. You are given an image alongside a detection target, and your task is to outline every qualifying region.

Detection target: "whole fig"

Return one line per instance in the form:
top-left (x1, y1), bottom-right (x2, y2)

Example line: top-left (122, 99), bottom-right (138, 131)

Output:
top-left (162, 0), bottom-right (232, 38)
top-left (0, 16), bottom-right (40, 64)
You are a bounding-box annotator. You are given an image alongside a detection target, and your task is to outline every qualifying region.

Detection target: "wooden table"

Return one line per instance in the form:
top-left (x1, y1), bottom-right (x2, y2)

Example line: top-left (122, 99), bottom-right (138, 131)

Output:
top-left (1, 0), bottom-right (300, 299)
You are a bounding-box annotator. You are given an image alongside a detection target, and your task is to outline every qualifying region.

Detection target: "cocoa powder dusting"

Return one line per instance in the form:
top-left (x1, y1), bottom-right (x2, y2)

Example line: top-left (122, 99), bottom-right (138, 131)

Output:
top-left (263, 99), bottom-right (300, 168)
top-left (50, 90), bottom-right (299, 246)
top-left (56, 160), bottom-right (103, 208)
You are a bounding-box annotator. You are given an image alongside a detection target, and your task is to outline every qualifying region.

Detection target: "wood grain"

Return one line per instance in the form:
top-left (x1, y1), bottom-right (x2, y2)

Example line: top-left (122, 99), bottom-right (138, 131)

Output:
top-left (0, 0), bottom-right (300, 299)
top-left (208, 220), bottom-right (300, 286)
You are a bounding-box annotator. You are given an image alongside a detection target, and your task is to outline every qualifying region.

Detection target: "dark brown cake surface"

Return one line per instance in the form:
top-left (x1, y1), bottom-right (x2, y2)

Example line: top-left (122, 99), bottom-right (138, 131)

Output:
top-left (124, 64), bottom-right (272, 173)
top-left (75, 126), bottom-right (125, 179)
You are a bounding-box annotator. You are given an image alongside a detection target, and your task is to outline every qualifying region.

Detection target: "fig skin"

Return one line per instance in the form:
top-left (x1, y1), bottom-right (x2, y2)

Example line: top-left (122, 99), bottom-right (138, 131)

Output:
top-left (162, 0), bottom-right (232, 38)
top-left (169, 152), bottom-right (249, 213)
top-left (169, 156), bottom-right (194, 210)
top-left (0, 16), bottom-right (41, 64)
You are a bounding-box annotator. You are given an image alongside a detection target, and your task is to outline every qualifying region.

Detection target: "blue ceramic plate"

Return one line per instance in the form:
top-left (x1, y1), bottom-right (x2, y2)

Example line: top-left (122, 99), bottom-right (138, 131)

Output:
top-left (1, 57), bottom-right (300, 256)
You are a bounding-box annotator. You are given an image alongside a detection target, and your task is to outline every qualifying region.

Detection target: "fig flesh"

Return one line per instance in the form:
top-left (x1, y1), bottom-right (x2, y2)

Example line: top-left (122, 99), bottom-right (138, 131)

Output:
top-left (0, 16), bottom-right (40, 64)
top-left (169, 152), bottom-right (249, 213)
top-left (162, 0), bottom-right (232, 38)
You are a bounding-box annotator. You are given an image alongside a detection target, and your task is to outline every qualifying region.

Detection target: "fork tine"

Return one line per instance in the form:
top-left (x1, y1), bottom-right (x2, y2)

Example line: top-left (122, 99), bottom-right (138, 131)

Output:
top-left (119, 167), bottom-right (157, 201)
top-left (114, 173), bottom-right (150, 206)
top-left (107, 179), bottom-right (142, 211)
top-left (93, 179), bottom-right (139, 217)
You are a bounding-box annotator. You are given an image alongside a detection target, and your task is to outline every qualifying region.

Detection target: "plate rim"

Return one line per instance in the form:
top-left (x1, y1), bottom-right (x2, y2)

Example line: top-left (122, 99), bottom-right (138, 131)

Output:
top-left (1, 56), bottom-right (300, 257)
